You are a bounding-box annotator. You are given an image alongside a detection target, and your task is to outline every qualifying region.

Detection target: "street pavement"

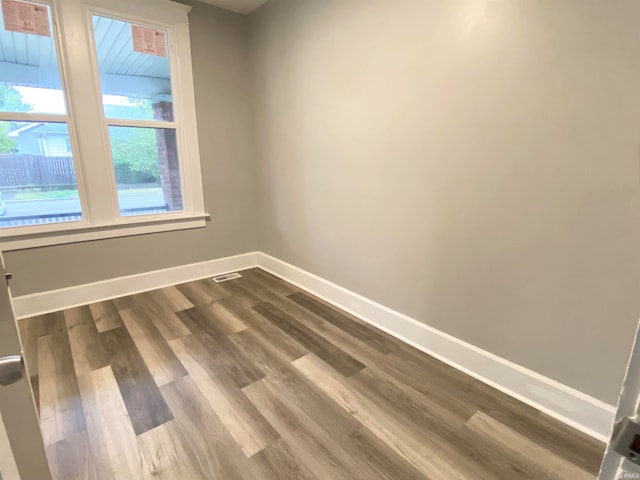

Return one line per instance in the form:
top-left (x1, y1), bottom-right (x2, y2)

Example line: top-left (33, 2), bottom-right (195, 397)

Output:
top-left (2, 191), bottom-right (166, 217)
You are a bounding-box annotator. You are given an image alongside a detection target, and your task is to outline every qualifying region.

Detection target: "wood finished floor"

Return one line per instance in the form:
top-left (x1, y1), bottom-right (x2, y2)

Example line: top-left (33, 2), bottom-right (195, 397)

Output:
top-left (20, 268), bottom-right (605, 480)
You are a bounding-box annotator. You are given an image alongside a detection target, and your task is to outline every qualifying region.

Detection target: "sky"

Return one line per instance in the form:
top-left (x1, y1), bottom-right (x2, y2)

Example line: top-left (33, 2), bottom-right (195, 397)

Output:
top-left (14, 86), bottom-right (133, 115)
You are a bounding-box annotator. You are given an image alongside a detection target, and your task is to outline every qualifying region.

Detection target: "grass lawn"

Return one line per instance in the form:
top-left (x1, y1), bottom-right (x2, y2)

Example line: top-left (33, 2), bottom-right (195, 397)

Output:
top-left (12, 187), bottom-right (161, 200)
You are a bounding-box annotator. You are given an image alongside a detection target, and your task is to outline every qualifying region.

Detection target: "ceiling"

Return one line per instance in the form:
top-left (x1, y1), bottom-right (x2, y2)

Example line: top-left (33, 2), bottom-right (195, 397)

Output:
top-left (196, 0), bottom-right (269, 15)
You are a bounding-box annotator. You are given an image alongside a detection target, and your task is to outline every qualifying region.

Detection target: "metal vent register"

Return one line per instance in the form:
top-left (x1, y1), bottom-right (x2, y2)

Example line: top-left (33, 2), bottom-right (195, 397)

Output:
top-left (212, 272), bottom-right (242, 283)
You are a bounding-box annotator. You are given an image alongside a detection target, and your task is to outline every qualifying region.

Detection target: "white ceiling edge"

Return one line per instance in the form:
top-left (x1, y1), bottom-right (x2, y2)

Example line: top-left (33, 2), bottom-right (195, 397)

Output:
top-left (196, 0), bottom-right (268, 14)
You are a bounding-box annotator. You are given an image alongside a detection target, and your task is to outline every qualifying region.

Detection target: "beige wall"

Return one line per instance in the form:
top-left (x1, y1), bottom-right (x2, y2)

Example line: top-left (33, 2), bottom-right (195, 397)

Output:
top-left (5, 2), bottom-right (259, 297)
top-left (249, 0), bottom-right (640, 404)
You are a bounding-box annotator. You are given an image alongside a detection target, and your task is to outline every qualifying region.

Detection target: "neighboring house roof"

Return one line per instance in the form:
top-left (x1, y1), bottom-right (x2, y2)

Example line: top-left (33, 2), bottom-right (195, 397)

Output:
top-left (7, 123), bottom-right (42, 138)
top-left (7, 122), bottom-right (68, 137)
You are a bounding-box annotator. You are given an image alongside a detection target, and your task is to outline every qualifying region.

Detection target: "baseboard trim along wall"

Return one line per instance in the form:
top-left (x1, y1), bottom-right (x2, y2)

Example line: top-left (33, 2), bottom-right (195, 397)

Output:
top-left (12, 250), bottom-right (615, 442)
top-left (11, 252), bottom-right (259, 319)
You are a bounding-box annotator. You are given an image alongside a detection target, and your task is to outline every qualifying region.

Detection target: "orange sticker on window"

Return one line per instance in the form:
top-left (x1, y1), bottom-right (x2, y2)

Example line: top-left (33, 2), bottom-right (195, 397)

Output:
top-left (1, 0), bottom-right (50, 37)
top-left (131, 25), bottom-right (166, 57)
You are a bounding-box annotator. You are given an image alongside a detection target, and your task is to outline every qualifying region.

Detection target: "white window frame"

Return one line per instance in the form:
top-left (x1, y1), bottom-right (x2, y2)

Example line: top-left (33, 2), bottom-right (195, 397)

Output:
top-left (0, 0), bottom-right (207, 251)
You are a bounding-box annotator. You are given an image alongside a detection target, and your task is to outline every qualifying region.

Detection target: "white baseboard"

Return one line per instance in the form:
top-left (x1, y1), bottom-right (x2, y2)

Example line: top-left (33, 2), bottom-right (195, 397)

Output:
top-left (256, 252), bottom-right (615, 442)
top-left (12, 252), bottom-right (259, 319)
top-left (11, 249), bottom-right (616, 442)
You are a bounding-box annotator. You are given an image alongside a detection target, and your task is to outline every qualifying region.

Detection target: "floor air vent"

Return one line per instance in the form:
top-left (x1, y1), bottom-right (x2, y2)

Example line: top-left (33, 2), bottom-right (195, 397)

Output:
top-left (212, 272), bottom-right (242, 283)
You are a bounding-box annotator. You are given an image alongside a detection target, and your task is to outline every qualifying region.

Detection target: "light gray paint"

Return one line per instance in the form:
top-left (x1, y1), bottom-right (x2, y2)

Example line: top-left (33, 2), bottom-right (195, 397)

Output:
top-left (5, 1), bottom-right (259, 296)
top-left (249, 0), bottom-right (640, 404)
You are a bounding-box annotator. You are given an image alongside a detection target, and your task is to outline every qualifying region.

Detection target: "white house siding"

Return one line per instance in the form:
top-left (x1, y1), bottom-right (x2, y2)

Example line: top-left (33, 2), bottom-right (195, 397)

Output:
top-left (44, 135), bottom-right (71, 156)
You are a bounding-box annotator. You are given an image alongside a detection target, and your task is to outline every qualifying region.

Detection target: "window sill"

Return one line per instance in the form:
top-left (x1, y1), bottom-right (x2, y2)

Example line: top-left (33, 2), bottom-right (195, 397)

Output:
top-left (0, 213), bottom-right (210, 251)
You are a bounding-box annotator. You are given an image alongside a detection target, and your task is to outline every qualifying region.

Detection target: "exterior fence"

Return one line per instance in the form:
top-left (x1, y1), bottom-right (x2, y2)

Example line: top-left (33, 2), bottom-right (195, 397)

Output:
top-left (0, 154), bottom-right (76, 188)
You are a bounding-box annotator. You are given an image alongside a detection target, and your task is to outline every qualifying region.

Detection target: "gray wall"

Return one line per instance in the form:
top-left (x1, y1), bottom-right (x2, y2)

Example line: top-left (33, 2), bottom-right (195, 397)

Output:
top-left (7, 0), bottom-right (640, 405)
top-left (249, 0), bottom-right (640, 404)
top-left (5, 1), bottom-right (259, 296)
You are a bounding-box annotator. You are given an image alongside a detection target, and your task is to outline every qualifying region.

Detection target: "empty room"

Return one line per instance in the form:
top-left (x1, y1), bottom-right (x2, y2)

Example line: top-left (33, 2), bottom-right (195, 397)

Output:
top-left (0, 0), bottom-right (638, 478)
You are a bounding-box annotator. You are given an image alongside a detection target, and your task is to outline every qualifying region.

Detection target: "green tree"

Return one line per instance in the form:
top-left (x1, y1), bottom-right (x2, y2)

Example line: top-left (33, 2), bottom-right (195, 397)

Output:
top-left (0, 84), bottom-right (32, 154)
top-left (110, 125), bottom-right (160, 184)
top-left (108, 100), bottom-right (162, 184)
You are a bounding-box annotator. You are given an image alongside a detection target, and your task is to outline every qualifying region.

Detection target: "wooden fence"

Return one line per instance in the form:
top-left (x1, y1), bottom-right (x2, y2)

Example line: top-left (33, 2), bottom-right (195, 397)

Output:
top-left (0, 155), bottom-right (76, 188)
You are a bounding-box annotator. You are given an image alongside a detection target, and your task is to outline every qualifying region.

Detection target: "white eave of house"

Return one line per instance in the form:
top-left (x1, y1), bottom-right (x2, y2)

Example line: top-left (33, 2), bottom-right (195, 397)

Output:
top-left (7, 123), bottom-right (44, 138)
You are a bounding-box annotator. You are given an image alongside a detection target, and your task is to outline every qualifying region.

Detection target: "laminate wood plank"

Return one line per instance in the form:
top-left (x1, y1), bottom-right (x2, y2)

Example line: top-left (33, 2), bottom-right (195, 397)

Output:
top-left (338, 426), bottom-right (428, 480)
top-left (137, 421), bottom-right (205, 480)
top-left (88, 300), bottom-right (124, 333)
top-left (258, 371), bottom-right (428, 480)
top-left (241, 268), bottom-right (299, 296)
top-left (88, 300), bottom-right (118, 320)
top-left (45, 430), bottom-right (97, 480)
top-left (160, 376), bottom-right (255, 480)
top-left (78, 366), bottom-right (141, 479)
top-left (200, 301), bottom-right (248, 334)
top-left (343, 367), bottom-right (535, 479)
top-left (64, 306), bottom-right (109, 376)
top-left (175, 280), bottom-right (218, 306)
top-left (251, 268), bottom-right (404, 351)
top-left (218, 278), bottom-right (264, 306)
top-left (197, 277), bottom-right (234, 299)
top-left (229, 329), bottom-right (298, 380)
top-left (120, 308), bottom-right (188, 386)
top-left (465, 411), bottom-right (595, 480)
top-left (249, 438), bottom-right (319, 480)
top-left (177, 307), bottom-right (265, 388)
top-left (112, 295), bottom-right (135, 311)
top-left (101, 327), bottom-right (174, 435)
top-left (125, 299), bottom-right (191, 342)
top-left (220, 296), bottom-right (308, 361)
top-left (524, 411), bottom-right (604, 475)
top-left (292, 353), bottom-right (477, 480)
top-left (254, 302), bottom-right (365, 377)
top-left (38, 332), bottom-right (86, 446)
top-left (176, 279), bottom-right (230, 305)
top-left (268, 369), bottom-right (358, 438)
top-left (383, 345), bottom-right (604, 473)
top-left (95, 315), bottom-right (125, 333)
top-left (240, 272), bottom-right (392, 358)
top-left (234, 275), bottom-right (325, 330)
top-left (350, 365), bottom-right (469, 431)
top-left (241, 378), bottom-right (354, 480)
top-left (233, 274), bottom-right (385, 367)
top-left (169, 334), bottom-right (278, 457)
top-left (149, 286), bottom-right (194, 312)
top-left (230, 287), bottom-right (382, 368)
top-left (288, 291), bottom-right (398, 354)
top-left (377, 346), bottom-right (512, 421)
top-left (19, 311), bottom-right (66, 377)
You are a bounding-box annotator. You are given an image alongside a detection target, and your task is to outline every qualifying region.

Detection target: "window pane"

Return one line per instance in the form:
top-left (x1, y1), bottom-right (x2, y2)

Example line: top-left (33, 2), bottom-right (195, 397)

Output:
top-left (108, 126), bottom-right (182, 216)
top-left (0, 1), bottom-right (66, 114)
top-left (92, 16), bottom-right (173, 121)
top-left (0, 121), bottom-right (81, 227)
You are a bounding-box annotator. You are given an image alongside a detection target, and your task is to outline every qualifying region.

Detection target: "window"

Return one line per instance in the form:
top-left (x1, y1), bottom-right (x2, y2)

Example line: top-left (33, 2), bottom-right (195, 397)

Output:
top-left (0, 0), bottom-right (205, 249)
top-left (0, 1), bottom-right (82, 228)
